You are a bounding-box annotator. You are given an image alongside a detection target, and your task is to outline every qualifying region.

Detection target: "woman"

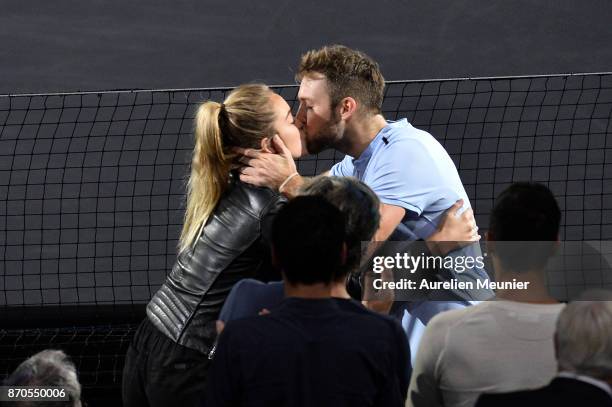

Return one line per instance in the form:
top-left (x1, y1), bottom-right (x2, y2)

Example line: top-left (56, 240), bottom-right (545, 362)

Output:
top-left (122, 84), bottom-right (304, 407)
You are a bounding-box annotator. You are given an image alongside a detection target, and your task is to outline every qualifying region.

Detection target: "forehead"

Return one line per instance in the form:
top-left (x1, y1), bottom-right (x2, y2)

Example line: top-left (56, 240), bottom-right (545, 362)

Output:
top-left (297, 74), bottom-right (330, 102)
top-left (269, 92), bottom-right (292, 115)
top-left (269, 92), bottom-right (288, 108)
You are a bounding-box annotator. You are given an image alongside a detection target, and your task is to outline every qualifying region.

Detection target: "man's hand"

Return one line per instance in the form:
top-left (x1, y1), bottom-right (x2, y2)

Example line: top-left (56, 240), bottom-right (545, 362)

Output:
top-left (235, 135), bottom-right (302, 196)
top-left (362, 266), bottom-right (395, 315)
top-left (426, 199), bottom-right (480, 255)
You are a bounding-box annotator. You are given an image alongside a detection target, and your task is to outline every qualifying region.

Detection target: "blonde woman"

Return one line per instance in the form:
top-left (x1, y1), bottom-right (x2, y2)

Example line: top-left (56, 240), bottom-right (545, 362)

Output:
top-left (122, 84), bottom-right (304, 407)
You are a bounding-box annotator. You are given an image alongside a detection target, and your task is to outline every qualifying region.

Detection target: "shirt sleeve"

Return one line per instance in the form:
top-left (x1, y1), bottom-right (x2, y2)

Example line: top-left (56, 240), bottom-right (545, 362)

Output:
top-left (406, 314), bottom-right (446, 407)
top-left (330, 155), bottom-right (354, 177)
top-left (368, 140), bottom-right (446, 216)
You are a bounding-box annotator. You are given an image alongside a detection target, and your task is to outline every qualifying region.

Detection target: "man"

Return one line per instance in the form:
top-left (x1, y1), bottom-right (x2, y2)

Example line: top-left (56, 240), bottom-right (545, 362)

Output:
top-left (4, 349), bottom-right (83, 407)
top-left (237, 44), bottom-right (491, 363)
top-left (407, 183), bottom-right (566, 407)
top-left (239, 45), bottom-right (481, 246)
top-left (476, 291), bottom-right (612, 407)
top-left (204, 196), bottom-right (410, 407)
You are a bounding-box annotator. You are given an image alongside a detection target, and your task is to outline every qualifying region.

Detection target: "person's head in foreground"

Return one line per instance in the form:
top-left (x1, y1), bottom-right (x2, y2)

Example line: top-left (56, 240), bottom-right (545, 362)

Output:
top-left (487, 182), bottom-right (561, 278)
top-left (180, 83), bottom-right (304, 252)
top-left (295, 44), bottom-right (385, 154)
top-left (4, 349), bottom-right (82, 407)
top-left (298, 176), bottom-right (380, 299)
top-left (271, 195), bottom-right (347, 290)
top-left (300, 176), bottom-right (380, 273)
top-left (556, 290), bottom-right (612, 385)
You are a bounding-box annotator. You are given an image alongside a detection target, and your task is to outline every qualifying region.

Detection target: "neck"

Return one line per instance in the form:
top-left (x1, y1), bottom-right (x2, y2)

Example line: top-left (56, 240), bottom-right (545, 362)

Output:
top-left (494, 268), bottom-right (558, 304)
top-left (341, 113), bottom-right (388, 158)
top-left (284, 281), bottom-right (333, 299)
top-left (331, 278), bottom-right (351, 299)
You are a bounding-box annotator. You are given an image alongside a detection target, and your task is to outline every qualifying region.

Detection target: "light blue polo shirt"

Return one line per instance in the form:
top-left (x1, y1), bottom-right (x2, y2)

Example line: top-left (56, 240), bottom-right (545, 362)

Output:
top-left (330, 119), bottom-right (491, 293)
top-left (331, 119), bottom-right (471, 241)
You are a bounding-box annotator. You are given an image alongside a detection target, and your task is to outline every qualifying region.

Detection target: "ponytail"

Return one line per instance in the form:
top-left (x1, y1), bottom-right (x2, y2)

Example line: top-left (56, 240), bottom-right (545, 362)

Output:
top-left (179, 102), bottom-right (230, 253)
top-left (178, 84), bottom-right (277, 252)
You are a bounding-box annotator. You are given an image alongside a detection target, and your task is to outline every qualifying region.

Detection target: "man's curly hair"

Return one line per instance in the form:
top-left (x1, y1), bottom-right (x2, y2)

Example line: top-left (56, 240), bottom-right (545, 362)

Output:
top-left (296, 45), bottom-right (385, 114)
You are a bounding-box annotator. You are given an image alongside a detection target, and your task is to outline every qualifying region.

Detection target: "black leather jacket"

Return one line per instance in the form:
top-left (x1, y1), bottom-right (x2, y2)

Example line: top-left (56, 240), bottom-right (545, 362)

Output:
top-left (146, 178), bottom-right (285, 355)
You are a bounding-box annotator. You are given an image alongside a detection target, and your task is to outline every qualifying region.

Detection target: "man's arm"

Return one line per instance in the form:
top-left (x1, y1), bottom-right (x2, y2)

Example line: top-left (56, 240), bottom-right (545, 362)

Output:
top-left (362, 200), bottom-right (479, 313)
top-left (236, 135), bottom-right (302, 196)
top-left (376, 200), bottom-right (478, 250)
top-left (374, 203), bottom-right (406, 241)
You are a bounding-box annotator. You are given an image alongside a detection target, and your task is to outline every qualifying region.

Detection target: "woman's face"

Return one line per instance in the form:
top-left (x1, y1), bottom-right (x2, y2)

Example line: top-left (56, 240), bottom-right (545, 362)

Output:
top-left (269, 93), bottom-right (306, 159)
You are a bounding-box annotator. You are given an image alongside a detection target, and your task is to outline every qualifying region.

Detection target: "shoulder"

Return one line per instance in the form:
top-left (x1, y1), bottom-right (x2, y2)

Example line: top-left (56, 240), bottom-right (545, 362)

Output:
top-left (384, 119), bottom-right (433, 143)
top-left (231, 278), bottom-right (267, 292)
top-left (231, 279), bottom-right (284, 304)
top-left (337, 299), bottom-right (406, 336)
top-left (224, 179), bottom-right (286, 218)
top-left (426, 303), bottom-right (484, 334)
top-left (380, 120), bottom-right (445, 157)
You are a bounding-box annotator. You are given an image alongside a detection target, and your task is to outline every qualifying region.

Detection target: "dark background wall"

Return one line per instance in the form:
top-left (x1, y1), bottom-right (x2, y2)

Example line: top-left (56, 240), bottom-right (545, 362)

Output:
top-left (2, 0), bottom-right (611, 94)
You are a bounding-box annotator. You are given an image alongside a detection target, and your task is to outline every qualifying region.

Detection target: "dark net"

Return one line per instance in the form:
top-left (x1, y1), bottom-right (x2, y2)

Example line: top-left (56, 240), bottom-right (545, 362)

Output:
top-left (1, 73), bottom-right (611, 405)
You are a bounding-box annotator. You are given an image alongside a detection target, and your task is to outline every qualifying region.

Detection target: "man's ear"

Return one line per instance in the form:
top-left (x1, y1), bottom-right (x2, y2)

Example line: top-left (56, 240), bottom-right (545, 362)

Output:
top-left (339, 97), bottom-right (357, 120)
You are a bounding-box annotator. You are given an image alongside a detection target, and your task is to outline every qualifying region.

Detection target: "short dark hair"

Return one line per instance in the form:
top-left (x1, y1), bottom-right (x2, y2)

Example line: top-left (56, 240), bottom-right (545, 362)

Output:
top-left (300, 176), bottom-right (380, 276)
top-left (272, 196), bottom-right (346, 285)
top-left (489, 182), bottom-right (561, 272)
top-left (296, 44), bottom-right (385, 113)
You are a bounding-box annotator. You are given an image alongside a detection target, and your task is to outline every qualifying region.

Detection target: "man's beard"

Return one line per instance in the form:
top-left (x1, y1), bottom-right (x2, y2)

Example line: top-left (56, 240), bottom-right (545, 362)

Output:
top-left (305, 113), bottom-right (342, 155)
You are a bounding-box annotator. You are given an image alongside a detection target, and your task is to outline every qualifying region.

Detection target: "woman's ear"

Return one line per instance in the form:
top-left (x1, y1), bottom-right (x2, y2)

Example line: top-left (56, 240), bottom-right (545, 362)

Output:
top-left (260, 137), bottom-right (274, 153)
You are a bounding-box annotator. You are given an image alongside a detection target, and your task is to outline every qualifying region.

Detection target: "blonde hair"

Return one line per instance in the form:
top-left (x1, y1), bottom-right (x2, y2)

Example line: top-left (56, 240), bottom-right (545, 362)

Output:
top-left (179, 84), bottom-right (276, 253)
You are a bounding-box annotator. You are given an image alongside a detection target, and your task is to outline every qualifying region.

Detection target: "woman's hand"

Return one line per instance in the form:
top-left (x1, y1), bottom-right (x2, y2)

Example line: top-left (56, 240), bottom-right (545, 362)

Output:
top-left (426, 199), bottom-right (480, 255)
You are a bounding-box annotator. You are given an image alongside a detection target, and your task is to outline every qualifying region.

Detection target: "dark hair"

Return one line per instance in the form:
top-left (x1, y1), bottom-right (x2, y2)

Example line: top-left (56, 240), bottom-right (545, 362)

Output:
top-left (272, 196), bottom-right (346, 285)
top-left (489, 182), bottom-right (561, 272)
top-left (300, 176), bottom-right (380, 276)
top-left (296, 44), bottom-right (385, 113)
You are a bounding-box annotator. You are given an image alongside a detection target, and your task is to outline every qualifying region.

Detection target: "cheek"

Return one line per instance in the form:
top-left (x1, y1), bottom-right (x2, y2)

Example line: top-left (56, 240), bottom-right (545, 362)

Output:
top-left (277, 126), bottom-right (302, 154)
top-left (305, 113), bottom-right (319, 130)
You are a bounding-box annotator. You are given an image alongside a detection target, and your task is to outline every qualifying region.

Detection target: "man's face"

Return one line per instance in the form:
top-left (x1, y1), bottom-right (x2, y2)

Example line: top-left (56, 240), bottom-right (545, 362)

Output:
top-left (295, 73), bottom-right (342, 154)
